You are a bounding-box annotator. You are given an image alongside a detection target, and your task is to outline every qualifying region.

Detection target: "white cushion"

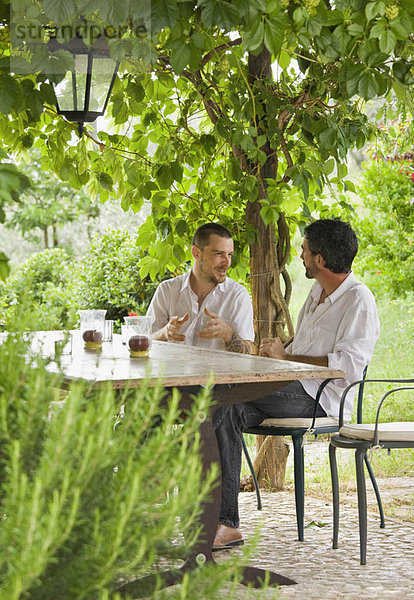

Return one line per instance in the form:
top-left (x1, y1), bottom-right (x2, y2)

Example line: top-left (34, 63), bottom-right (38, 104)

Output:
top-left (258, 417), bottom-right (339, 429)
top-left (340, 422), bottom-right (414, 442)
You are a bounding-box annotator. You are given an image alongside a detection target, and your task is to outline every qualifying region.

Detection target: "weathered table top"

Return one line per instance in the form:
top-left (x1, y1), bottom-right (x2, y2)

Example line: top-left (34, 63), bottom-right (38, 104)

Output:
top-left (38, 331), bottom-right (344, 388)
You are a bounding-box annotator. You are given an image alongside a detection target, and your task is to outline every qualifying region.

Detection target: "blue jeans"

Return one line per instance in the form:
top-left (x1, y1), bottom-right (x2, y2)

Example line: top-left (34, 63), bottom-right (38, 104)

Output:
top-left (213, 381), bottom-right (326, 528)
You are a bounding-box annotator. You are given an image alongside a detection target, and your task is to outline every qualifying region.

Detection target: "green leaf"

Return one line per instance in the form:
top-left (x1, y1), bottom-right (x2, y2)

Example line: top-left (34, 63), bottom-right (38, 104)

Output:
top-left (243, 18), bottom-right (264, 53)
top-left (20, 133), bottom-right (34, 148)
top-left (337, 162), bottom-right (348, 179)
top-left (200, 0), bottom-right (240, 29)
top-left (41, 0), bottom-right (76, 24)
top-left (325, 9), bottom-right (345, 25)
top-left (392, 60), bottom-right (410, 83)
top-left (0, 74), bottom-right (22, 113)
top-left (390, 18), bottom-right (409, 40)
top-left (319, 127), bottom-right (336, 149)
top-left (300, 175), bottom-right (309, 200)
top-left (358, 71), bottom-right (380, 99)
top-left (173, 244), bottom-right (186, 263)
top-left (264, 19), bottom-right (283, 56)
top-left (175, 219), bottom-right (187, 237)
top-left (97, 172), bottom-right (114, 191)
top-left (307, 18), bottom-right (323, 37)
top-left (0, 251), bottom-right (10, 281)
top-left (155, 164), bottom-right (174, 189)
top-left (305, 520), bottom-right (329, 529)
top-left (170, 43), bottom-right (191, 74)
top-left (379, 29), bottom-right (396, 53)
top-left (343, 180), bottom-right (356, 193)
top-left (347, 23), bottom-right (364, 36)
top-left (366, 1), bottom-right (383, 21)
top-left (170, 161), bottom-right (183, 183)
top-left (39, 82), bottom-right (57, 106)
top-left (200, 134), bottom-right (216, 154)
top-left (191, 32), bottom-right (206, 49)
top-left (278, 50), bottom-right (290, 69)
top-left (266, 183), bottom-right (282, 205)
top-left (344, 63), bottom-right (366, 96)
top-left (283, 193), bottom-right (302, 214)
top-left (151, 0), bottom-right (179, 31)
top-left (126, 80), bottom-right (145, 103)
top-left (244, 174), bottom-right (258, 193)
top-left (370, 19), bottom-right (386, 38)
top-left (260, 204), bottom-right (278, 226)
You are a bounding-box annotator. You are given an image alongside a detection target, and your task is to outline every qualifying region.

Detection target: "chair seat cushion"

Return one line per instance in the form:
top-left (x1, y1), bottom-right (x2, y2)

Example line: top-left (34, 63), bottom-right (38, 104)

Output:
top-left (339, 422), bottom-right (414, 442)
top-left (259, 416), bottom-right (339, 429)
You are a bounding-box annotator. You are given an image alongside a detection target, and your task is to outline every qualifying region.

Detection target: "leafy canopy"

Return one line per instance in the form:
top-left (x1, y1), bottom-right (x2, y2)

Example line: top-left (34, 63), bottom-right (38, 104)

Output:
top-left (0, 0), bottom-right (413, 282)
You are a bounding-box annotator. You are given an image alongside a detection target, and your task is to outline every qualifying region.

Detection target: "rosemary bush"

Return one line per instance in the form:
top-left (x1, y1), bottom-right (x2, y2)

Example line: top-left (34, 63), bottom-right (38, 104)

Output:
top-left (0, 335), bottom-right (250, 599)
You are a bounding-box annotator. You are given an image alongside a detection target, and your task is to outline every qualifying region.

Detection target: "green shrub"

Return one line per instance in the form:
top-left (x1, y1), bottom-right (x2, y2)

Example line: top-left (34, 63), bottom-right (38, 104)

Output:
top-left (0, 248), bottom-right (76, 330)
top-left (74, 229), bottom-right (182, 321)
top-left (0, 333), bottom-right (250, 599)
top-left (0, 230), bottom-right (184, 330)
top-left (353, 157), bottom-right (414, 298)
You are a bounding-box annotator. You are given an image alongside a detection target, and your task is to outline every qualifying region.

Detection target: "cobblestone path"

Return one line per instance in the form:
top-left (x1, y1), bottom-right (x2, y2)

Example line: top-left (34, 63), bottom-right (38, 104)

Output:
top-left (214, 490), bottom-right (414, 600)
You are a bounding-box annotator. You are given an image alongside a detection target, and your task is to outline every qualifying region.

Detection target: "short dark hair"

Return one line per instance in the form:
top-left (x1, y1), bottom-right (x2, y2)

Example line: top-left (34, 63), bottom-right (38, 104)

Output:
top-left (192, 223), bottom-right (232, 249)
top-left (304, 218), bottom-right (358, 274)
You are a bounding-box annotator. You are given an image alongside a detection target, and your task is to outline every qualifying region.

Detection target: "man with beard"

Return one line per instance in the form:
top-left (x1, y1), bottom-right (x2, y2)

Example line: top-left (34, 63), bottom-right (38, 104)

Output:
top-left (213, 218), bottom-right (380, 550)
top-left (147, 223), bottom-right (254, 353)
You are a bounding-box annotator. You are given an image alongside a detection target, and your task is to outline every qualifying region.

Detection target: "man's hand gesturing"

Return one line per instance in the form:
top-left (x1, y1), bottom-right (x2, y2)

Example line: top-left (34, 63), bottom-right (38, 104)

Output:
top-left (164, 313), bottom-right (190, 342)
top-left (197, 308), bottom-right (233, 342)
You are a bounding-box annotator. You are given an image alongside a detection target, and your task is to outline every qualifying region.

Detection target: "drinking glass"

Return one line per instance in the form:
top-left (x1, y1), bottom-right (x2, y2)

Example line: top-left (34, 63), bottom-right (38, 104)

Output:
top-left (103, 319), bottom-right (114, 342)
top-left (79, 309), bottom-right (107, 349)
top-left (125, 316), bottom-right (154, 357)
top-left (54, 331), bottom-right (72, 357)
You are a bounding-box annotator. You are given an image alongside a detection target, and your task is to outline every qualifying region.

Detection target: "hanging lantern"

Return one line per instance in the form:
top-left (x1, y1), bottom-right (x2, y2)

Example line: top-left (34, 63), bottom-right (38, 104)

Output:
top-left (48, 33), bottom-right (119, 135)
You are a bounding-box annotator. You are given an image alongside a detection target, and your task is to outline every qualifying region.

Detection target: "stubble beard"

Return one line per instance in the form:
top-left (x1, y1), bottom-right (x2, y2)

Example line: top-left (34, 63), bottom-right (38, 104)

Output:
top-left (303, 262), bottom-right (316, 279)
top-left (200, 260), bottom-right (226, 285)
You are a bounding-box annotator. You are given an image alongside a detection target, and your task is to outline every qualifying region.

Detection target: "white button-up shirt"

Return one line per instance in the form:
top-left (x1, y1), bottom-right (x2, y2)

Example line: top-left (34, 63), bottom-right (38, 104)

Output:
top-left (146, 272), bottom-right (254, 350)
top-left (286, 272), bottom-right (380, 420)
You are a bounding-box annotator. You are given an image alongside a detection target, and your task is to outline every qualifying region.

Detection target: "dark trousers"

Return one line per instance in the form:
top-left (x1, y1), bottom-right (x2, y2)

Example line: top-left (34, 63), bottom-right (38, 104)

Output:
top-left (213, 381), bottom-right (326, 528)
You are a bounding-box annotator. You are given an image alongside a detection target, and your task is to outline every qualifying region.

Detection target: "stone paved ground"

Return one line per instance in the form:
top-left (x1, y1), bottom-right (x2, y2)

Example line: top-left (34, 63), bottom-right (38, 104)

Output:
top-left (215, 489), bottom-right (414, 600)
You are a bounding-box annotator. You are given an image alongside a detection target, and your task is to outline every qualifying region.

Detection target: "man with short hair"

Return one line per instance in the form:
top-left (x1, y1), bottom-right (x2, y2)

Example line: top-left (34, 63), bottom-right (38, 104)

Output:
top-left (213, 218), bottom-right (380, 550)
top-left (147, 223), bottom-right (254, 353)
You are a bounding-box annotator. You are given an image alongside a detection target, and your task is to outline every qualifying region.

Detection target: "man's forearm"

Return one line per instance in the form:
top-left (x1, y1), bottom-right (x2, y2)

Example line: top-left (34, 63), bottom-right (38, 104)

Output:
top-left (224, 332), bottom-right (252, 354)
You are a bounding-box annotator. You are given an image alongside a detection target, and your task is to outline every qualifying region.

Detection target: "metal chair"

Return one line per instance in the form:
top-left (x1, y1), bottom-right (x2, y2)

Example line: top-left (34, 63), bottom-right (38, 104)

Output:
top-left (329, 377), bottom-right (414, 564)
top-left (242, 369), bottom-right (384, 542)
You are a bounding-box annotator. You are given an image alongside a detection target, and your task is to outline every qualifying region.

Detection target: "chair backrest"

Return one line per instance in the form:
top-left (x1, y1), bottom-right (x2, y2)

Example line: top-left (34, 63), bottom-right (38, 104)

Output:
top-left (356, 365), bottom-right (369, 424)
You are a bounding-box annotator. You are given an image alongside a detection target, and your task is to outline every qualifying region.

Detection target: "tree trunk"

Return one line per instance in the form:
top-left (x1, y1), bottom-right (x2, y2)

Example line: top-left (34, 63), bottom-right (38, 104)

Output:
top-left (244, 49), bottom-right (291, 489)
top-left (52, 224), bottom-right (59, 247)
top-left (43, 227), bottom-right (49, 248)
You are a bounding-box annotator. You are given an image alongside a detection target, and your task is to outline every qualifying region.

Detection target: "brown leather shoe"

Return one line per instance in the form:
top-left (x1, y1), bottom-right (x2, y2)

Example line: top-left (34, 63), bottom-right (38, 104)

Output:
top-left (212, 523), bottom-right (244, 551)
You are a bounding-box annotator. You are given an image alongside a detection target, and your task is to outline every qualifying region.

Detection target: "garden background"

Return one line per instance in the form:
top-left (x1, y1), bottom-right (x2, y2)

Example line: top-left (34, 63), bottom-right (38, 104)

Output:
top-left (1, 0), bottom-right (413, 597)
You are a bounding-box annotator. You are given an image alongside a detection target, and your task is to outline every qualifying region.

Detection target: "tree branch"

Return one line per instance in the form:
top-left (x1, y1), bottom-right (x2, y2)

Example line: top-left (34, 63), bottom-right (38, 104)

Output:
top-left (200, 37), bottom-right (242, 68)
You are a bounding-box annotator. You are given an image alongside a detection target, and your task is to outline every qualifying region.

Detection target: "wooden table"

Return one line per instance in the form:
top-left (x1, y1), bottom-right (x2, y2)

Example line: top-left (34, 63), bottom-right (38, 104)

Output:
top-left (43, 332), bottom-right (344, 592)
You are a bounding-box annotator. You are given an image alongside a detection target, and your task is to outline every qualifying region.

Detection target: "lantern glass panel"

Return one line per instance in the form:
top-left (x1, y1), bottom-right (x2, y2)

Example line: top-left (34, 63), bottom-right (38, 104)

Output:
top-left (74, 54), bottom-right (88, 111)
top-left (89, 56), bottom-right (117, 112)
top-left (54, 70), bottom-right (75, 111)
top-left (53, 53), bottom-right (88, 112)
